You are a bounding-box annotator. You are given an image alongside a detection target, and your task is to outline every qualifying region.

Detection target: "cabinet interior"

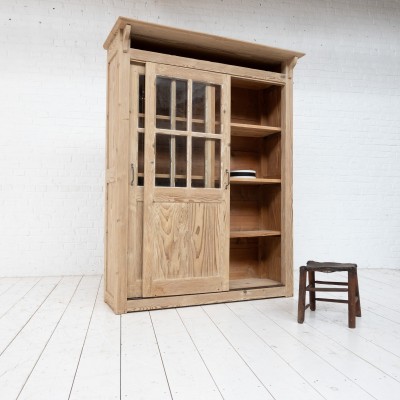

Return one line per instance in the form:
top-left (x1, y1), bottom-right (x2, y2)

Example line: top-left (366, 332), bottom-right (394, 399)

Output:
top-left (229, 77), bottom-right (282, 290)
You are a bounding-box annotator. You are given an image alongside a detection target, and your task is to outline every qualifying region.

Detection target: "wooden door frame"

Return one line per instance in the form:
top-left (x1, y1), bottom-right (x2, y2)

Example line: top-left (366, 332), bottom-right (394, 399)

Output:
top-left (142, 63), bottom-right (230, 298)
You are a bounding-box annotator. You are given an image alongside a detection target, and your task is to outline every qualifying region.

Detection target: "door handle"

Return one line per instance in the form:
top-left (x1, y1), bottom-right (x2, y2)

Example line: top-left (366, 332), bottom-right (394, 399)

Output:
top-left (225, 169), bottom-right (230, 190)
top-left (130, 163), bottom-right (134, 186)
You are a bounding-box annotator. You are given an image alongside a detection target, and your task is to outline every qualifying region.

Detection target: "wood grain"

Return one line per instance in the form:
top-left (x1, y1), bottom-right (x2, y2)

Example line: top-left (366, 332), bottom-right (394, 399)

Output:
top-left (127, 286), bottom-right (286, 311)
top-left (280, 58), bottom-right (296, 295)
top-left (104, 20), bottom-right (298, 313)
top-left (142, 64), bottom-right (230, 298)
top-left (130, 48), bottom-right (286, 84)
top-left (104, 37), bottom-right (119, 306)
top-left (104, 18), bottom-right (305, 63)
top-left (231, 123), bottom-right (280, 137)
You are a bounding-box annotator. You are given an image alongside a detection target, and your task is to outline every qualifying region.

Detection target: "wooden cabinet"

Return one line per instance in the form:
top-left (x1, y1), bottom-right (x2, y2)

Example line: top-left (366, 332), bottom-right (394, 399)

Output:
top-left (103, 17), bottom-right (304, 314)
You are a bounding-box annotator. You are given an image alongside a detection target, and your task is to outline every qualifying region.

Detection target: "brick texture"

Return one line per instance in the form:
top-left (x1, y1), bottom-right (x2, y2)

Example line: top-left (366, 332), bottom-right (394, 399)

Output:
top-left (0, 0), bottom-right (399, 276)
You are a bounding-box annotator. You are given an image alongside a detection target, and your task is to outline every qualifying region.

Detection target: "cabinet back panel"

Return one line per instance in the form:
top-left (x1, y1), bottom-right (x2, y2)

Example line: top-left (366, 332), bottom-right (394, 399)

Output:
top-left (230, 186), bottom-right (260, 231)
top-left (261, 186), bottom-right (281, 231)
top-left (230, 243), bottom-right (259, 279)
top-left (230, 237), bottom-right (281, 281)
top-left (259, 236), bottom-right (281, 281)
top-left (231, 135), bottom-right (281, 179)
top-left (261, 134), bottom-right (281, 178)
top-left (231, 137), bottom-right (262, 175)
top-left (261, 86), bottom-right (281, 127)
top-left (231, 87), bottom-right (260, 124)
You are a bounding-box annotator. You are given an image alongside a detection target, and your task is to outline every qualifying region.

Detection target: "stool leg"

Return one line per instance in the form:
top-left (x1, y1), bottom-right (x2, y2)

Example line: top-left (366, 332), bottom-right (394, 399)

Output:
top-left (348, 270), bottom-right (357, 328)
top-left (355, 270), bottom-right (361, 317)
top-left (298, 267), bottom-right (307, 323)
top-left (308, 270), bottom-right (316, 311)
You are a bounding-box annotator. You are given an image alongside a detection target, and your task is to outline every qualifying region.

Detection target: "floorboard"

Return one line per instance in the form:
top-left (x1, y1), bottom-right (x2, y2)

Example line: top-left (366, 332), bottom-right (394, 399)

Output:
top-left (0, 276), bottom-right (81, 400)
top-left (69, 278), bottom-right (120, 400)
top-left (0, 277), bottom-right (61, 354)
top-left (0, 277), bottom-right (40, 318)
top-left (150, 308), bottom-right (223, 400)
top-left (121, 311), bottom-right (171, 400)
top-left (178, 306), bottom-right (273, 400)
top-left (0, 269), bottom-right (398, 400)
top-left (17, 276), bottom-right (100, 400)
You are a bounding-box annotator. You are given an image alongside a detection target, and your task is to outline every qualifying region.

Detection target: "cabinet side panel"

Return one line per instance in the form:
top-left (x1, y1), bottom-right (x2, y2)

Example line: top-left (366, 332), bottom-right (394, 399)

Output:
top-left (105, 54), bottom-right (119, 304)
top-left (104, 28), bottom-right (131, 314)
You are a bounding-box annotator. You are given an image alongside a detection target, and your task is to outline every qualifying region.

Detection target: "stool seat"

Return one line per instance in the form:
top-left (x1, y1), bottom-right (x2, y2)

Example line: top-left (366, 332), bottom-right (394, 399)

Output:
top-left (306, 261), bottom-right (357, 272)
top-left (298, 261), bottom-right (361, 328)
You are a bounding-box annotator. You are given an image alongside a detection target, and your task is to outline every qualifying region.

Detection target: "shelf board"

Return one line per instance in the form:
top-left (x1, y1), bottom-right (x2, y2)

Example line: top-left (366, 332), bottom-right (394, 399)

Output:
top-left (230, 177), bottom-right (281, 185)
top-left (229, 277), bottom-right (282, 290)
top-left (230, 230), bottom-right (281, 238)
top-left (231, 122), bottom-right (281, 137)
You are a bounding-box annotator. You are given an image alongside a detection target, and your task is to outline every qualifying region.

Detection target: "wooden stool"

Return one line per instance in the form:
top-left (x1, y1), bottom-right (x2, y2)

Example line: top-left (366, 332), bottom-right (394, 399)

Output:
top-left (297, 261), bottom-right (361, 328)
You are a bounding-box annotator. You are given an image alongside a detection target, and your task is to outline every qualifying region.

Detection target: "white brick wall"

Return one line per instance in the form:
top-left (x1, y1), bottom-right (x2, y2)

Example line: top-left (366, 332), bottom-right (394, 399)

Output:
top-left (0, 0), bottom-right (399, 276)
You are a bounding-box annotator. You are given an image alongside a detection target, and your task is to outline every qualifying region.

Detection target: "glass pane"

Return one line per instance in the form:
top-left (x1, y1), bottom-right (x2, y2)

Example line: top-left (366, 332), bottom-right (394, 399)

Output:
top-left (138, 74), bottom-right (145, 128)
top-left (192, 82), bottom-right (221, 134)
top-left (192, 82), bottom-right (205, 132)
top-left (137, 132), bottom-right (144, 186)
top-left (156, 77), bottom-right (188, 131)
top-left (155, 134), bottom-right (187, 187)
top-left (175, 136), bottom-right (187, 187)
top-left (155, 134), bottom-right (170, 186)
top-left (192, 137), bottom-right (221, 188)
top-left (175, 80), bottom-right (187, 131)
top-left (156, 77), bottom-right (171, 130)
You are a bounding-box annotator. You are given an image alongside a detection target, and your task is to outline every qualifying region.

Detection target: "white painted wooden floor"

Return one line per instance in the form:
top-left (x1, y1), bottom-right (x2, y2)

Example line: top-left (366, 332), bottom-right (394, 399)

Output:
top-left (0, 269), bottom-right (400, 400)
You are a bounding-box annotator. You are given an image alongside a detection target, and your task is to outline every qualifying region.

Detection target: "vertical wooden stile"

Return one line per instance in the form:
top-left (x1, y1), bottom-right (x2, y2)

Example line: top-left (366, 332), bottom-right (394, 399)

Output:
top-left (281, 57), bottom-right (297, 297)
top-left (127, 66), bottom-right (138, 298)
top-left (127, 64), bottom-right (145, 298)
top-left (205, 85), bottom-right (216, 187)
top-left (142, 63), bottom-right (157, 297)
top-left (221, 74), bottom-right (231, 289)
top-left (187, 80), bottom-right (193, 187)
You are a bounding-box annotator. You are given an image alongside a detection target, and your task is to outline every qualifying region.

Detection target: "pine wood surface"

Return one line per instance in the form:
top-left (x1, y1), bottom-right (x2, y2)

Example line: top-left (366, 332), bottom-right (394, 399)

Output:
top-left (104, 17), bottom-right (305, 62)
top-left (130, 49), bottom-right (287, 84)
top-left (230, 123), bottom-right (281, 137)
top-left (105, 20), bottom-right (296, 313)
top-left (230, 177), bottom-right (281, 185)
top-left (1, 270), bottom-right (400, 400)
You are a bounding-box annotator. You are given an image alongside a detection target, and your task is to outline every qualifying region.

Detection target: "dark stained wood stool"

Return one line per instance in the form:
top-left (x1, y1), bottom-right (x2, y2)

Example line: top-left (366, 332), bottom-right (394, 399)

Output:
top-left (297, 261), bottom-right (361, 328)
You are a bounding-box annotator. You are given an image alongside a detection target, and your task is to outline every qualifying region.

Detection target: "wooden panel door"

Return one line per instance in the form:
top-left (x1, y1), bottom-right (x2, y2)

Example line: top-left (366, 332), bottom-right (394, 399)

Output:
top-left (142, 63), bottom-right (230, 297)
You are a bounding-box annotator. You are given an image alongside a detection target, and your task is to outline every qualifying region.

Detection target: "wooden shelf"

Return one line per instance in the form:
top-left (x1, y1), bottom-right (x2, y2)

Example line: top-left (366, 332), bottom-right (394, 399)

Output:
top-left (231, 122), bottom-right (281, 137)
top-left (230, 230), bottom-right (281, 238)
top-left (230, 177), bottom-right (281, 185)
top-left (229, 278), bottom-right (281, 290)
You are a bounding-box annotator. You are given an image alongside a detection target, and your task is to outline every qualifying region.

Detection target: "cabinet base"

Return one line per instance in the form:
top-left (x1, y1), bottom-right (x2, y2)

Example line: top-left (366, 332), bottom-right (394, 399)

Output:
top-left (126, 285), bottom-right (286, 312)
